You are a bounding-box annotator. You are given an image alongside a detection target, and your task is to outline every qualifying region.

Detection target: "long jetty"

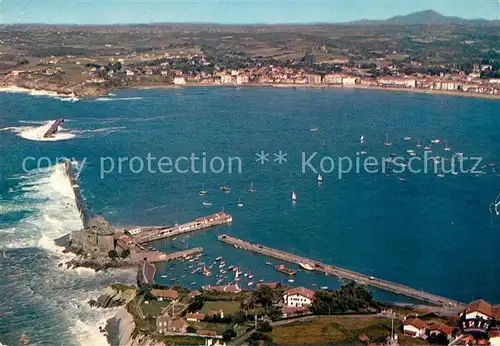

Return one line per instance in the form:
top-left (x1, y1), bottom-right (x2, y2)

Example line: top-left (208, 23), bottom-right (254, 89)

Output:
top-left (218, 234), bottom-right (463, 307)
top-left (133, 212), bottom-right (232, 244)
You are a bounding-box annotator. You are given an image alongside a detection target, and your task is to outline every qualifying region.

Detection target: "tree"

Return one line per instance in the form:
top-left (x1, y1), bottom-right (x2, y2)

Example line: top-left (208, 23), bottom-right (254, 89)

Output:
top-left (222, 328), bottom-right (236, 341)
top-left (121, 248), bottom-right (130, 258)
top-left (257, 321), bottom-right (273, 333)
top-left (186, 326), bottom-right (196, 333)
top-left (108, 250), bottom-right (118, 259)
top-left (187, 295), bottom-right (204, 313)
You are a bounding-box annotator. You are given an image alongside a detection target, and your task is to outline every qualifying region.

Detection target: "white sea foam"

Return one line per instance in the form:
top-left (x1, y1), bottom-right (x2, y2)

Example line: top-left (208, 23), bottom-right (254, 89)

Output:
top-left (72, 126), bottom-right (126, 134)
top-left (1, 120), bottom-right (76, 141)
top-left (0, 86), bottom-right (78, 102)
top-left (0, 163), bottom-right (134, 346)
top-left (94, 97), bottom-right (143, 101)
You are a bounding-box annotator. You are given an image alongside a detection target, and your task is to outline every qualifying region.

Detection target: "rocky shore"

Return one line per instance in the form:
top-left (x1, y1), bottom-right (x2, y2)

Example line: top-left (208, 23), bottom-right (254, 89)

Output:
top-left (59, 255), bottom-right (137, 272)
top-left (88, 284), bottom-right (156, 346)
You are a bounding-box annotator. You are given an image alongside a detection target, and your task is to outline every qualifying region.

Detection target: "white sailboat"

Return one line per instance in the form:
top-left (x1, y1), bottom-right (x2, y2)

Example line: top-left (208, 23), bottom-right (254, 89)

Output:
top-left (360, 135), bottom-right (364, 143)
top-left (248, 181), bottom-right (256, 193)
top-left (199, 184), bottom-right (208, 196)
top-left (291, 191), bottom-right (297, 202)
top-left (416, 139), bottom-right (421, 148)
top-left (444, 140), bottom-right (451, 151)
top-left (384, 134), bottom-right (392, 146)
top-left (317, 174), bottom-right (323, 184)
top-left (490, 193), bottom-right (500, 216)
top-left (237, 198), bottom-right (243, 207)
top-left (202, 201), bottom-right (212, 206)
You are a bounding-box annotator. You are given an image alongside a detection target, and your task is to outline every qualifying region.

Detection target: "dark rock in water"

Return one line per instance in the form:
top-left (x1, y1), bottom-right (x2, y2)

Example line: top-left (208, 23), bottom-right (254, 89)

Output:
top-left (88, 299), bottom-right (99, 308)
top-left (58, 263), bottom-right (63, 267)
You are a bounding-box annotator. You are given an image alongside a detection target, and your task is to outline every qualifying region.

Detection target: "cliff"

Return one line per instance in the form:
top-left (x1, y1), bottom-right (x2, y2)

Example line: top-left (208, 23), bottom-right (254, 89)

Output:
top-left (88, 284), bottom-right (137, 308)
top-left (106, 308), bottom-right (157, 346)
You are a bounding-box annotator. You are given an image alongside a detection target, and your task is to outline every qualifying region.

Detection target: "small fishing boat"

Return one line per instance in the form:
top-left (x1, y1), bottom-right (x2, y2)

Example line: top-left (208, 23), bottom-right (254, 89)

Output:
top-left (416, 139), bottom-right (421, 148)
top-left (202, 201), bottom-right (212, 206)
top-left (227, 265), bottom-right (235, 271)
top-left (248, 273), bottom-right (254, 279)
top-left (317, 174), bottom-right (323, 184)
top-left (248, 182), bottom-right (256, 193)
top-left (219, 263), bottom-right (226, 269)
top-left (424, 145), bottom-right (432, 151)
top-left (444, 140), bottom-right (451, 151)
top-left (404, 136), bottom-right (412, 141)
top-left (160, 275), bottom-right (168, 278)
top-left (199, 184), bottom-right (208, 196)
top-left (220, 185), bottom-right (231, 192)
top-left (248, 281), bottom-right (254, 286)
top-left (431, 138), bottom-right (441, 144)
top-left (237, 199), bottom-right (244, 207)
top-left (190, 281), bottom-right (196, 285)
top-left (291, 191), bottom-right (297, 202)
top-left (320, 286), bottom-right (329, 290)
top-left (266, 261), bottom-right (272, 266)
top-left (398, 177), bottom-right (406, 182)
top-left (360, 151), bottom-right (367, 155)
top-left (275, 264), bottom-right (297, 275)
top-left (288, 279), bottom-right (294, 283)
top-left (259, 279), bottom-right (264, 283)
top-left (299, 262), bottom-right (314, 271)
top-left (216, 256), bottom-right (223, 261)
top-left (384, 134), bottom-right (392, 146)
top-left (437, 171), bottom-right (445, 178)
top-left (360, 134), bottom-right (364, 143)
top-left (310, 127), bottom-right (318, 132)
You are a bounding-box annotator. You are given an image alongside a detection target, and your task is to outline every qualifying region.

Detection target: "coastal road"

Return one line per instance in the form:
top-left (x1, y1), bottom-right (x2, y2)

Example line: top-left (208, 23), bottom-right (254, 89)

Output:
top-left (139, 261), bottom-right (156, 285)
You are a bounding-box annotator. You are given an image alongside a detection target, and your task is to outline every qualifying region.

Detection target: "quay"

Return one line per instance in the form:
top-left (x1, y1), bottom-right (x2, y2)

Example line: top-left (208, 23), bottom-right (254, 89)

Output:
top-left (218, 234), bottom-right (463, 307)
top-left (43, 118), bottom-right (65, 138)
top-left (132, 212), bottom-right (232, 244)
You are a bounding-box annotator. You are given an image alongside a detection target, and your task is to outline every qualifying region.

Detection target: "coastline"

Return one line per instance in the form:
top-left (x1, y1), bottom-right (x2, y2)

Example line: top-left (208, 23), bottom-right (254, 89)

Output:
top-left (2, 81), bottom-right (499, 101)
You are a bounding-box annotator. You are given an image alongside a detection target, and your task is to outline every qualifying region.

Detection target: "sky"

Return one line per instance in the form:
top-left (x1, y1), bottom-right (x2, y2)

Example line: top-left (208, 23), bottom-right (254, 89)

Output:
top-left (1, 0), bottom-right (499, 25)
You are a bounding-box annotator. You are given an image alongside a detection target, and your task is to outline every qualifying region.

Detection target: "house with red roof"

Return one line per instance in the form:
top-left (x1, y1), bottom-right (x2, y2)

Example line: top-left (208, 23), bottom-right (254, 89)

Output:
top-left (403, 318), bottom-right (427, 338)
top-left (283, 287), bottom-right (315, 308)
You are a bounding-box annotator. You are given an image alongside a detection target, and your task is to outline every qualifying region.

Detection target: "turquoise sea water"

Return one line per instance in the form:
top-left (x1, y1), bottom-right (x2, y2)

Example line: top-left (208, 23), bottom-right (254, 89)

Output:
top-left (0, 87), bottom-right (499, 345)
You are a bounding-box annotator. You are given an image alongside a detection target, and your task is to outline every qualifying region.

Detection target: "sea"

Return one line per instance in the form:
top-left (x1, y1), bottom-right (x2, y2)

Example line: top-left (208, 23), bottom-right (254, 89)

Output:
top-left (0, 86), bottom-right (499, 345)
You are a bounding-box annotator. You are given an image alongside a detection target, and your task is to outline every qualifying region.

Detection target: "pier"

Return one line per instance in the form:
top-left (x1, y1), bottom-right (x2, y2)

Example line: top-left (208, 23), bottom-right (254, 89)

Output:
top-left (218, 234), bottom-right (463, 307)
top-left (43, 119), bottom-right (65, 138)
top-left (133, 212), bottom-right (232, 244)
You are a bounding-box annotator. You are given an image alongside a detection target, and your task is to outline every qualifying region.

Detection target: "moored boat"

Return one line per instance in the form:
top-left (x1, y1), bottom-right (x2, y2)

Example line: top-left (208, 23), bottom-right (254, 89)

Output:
top-left (275, 264), bottom-right (296, 275)
top-left (299, 262), bottom-right (314, 271)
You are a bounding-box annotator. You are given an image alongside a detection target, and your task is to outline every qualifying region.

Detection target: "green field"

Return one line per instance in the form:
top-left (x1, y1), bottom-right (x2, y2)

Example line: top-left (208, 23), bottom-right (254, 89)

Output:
top-left (199, 300), bottom-right (241, 315)
top-left (270, 316), bottom-right (429, 345)
top-left (141, 300), bottom-right (170, 317)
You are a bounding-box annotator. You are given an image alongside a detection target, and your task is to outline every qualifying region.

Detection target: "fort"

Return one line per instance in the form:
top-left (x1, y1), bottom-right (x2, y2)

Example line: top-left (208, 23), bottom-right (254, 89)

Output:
top-left (60, 160), bottom-right (230, 284)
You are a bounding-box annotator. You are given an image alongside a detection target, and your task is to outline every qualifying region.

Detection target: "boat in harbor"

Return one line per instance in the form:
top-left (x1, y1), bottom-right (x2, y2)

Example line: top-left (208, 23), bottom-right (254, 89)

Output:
top-left (416, 139), bottom-right (421, 148)
top-left (431, 138), bottom-right (441, 144)
top-left (227, 265), bottom-right (235, 271)
top-left (237, 199), bottom-right (244, 207)
top-left (288, 279), bottom-right (294, 283)
top-left (216, 256), bottom-right (223, 261)
top-left (202, 201), bottom-right (212, 206)
top-left (360, 135), bottom-right (364, 143)
top-left (203, 264), bottom-right (212, 277)
top-left (384, 134), bottom-right (392, 146)
top-left (310, 127), bottom-right (318, 132)
top-left (248, 182), bottom-right (256, 193)
top-left (299, 262), bottom-right (314, 271)
top-left (291, 191), bottom-right (297, 202)
top-left (444, 140), bottom-right (451, 151)
top-left (199, 184), bottom-right (208, 196)
top-left (317, 174), bottom-right (323, 184)
top-left (404, 136), bottom-right (412, 141)
top-left (424, 145), bottom-right (432, 151)
top-left (248, 281), bottom-right (254, 286)
top-left (220, 185), bottom-right (231, 193)
top-left (266, 261), bottom-right (272, 266)
top-left (275, 264), bottom-right (296, 275)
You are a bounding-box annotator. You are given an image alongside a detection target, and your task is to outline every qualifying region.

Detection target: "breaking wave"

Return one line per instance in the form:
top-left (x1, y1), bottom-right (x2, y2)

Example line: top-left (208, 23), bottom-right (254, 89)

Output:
top-left (94, 97), bottom-right (143, 102)
top-left (0, 163), bottom-right (134, 345)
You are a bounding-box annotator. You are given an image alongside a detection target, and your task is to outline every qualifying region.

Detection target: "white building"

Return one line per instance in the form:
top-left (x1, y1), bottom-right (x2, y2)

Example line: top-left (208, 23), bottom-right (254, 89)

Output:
top-left (283, 287), bottom-right (315, 307)
top-left (126, 228), bottom-right (141, 235)
top-left (323, 74), bottom-right (343, 84)
top-left (126, 70), bottom-right (135, 76)
top-left (236, 74), bottom-right (249, 85)
top-left (342, 76), bottom-right (360, 86)
top-left (438, 81), bottom-right (457, 91)
top-left (403, 318), bottom-right (427, 338)
top-left (173, 76), bottom-right (186, 85)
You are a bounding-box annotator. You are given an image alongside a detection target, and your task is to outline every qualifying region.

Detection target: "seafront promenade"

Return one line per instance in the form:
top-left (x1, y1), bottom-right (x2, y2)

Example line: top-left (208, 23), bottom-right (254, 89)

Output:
top-left (218, 234), bottom-right (463, 307)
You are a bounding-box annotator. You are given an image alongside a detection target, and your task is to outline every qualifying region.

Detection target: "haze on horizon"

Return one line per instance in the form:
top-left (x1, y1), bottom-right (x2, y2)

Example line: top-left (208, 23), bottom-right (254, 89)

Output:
top-left (1, 0), bottom-right (499, 25)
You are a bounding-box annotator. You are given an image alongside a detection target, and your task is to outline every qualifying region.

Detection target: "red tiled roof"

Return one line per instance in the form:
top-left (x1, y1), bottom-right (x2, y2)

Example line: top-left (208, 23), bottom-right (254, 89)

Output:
top-left (186, 313), bottom-right (205, 320)
top-left (285, 287), bottom-right (315, 300)
top-left (151, 289), bottom-right (179, 300)
top-left (427, 323), bottom-right (454, 335)
top-left (467, 299), bottom-right (493, 317)
top-left (493, 305), bottom-right (500, 319)
top-left (404, 318), bottom-right (427, 329)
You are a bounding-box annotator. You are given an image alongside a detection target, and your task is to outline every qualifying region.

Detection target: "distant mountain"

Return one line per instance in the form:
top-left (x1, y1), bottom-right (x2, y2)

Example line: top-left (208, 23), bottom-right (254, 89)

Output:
top-left (348, 10), bottom-right (496, 26)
